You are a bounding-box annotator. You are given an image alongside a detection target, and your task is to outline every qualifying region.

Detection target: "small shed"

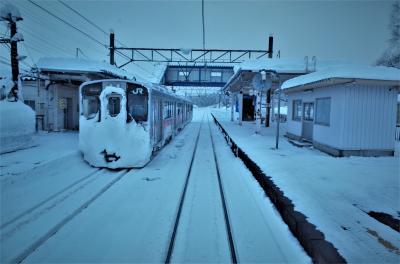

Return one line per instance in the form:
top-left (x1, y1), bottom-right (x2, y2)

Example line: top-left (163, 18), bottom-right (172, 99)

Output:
top-left (282, 65), bottom-right (400, 157)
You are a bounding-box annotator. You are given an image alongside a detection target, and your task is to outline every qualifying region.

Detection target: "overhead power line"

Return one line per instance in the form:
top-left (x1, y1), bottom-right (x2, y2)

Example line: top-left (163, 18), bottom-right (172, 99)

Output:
top-left (57, 0), bottom-right (107, 36)
top-left (27, 0), bottom-right (106, 48)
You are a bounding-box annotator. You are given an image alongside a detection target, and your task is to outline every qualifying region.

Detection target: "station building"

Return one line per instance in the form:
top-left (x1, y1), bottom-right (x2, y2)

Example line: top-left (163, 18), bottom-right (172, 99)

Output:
top-left (282, 65), bottom-right (400, 157)
top-left (223, 58), bottom-right (317, 125)
top-left (22, 57), bottom-right (136, 131)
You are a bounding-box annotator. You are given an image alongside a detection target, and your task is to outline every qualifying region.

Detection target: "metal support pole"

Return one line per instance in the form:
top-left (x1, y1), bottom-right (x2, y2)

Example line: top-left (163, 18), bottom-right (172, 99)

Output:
top-left (230, 93), bottom-right (234, 122)
top-left (10, 21), bottom-right (19, 87)
top-left (268, 35), bottom-right (273, 58)
top-left (275, 78), bottom-right (282, 149)
top-left (265, 89), bottom-right (271, 127)
top-left (238, 91), bottom-right (243, 126)
top-left (109, 31), bottom-right (115, 65)
top-left (255, 89), bottom-right (261, 133)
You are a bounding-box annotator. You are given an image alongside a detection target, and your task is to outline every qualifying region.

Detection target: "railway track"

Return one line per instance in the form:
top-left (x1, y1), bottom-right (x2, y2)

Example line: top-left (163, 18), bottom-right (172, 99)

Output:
top-left (165, 115), bottom-right (237, 263)
top-left (5, 168), bottom-right (133, 264)
top-left (0, 168), bottom-right (102, 230)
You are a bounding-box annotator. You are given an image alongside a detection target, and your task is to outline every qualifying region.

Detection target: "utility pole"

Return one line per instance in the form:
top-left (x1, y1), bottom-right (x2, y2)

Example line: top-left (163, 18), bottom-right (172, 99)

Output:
top-left (0, 6), bottom-right (23, 101)
top-left (109, 31), bottom-right (115, 65)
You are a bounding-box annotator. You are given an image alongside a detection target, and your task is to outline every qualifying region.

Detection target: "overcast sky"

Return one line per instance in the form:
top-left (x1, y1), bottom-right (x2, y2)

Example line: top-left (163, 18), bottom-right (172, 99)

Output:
top-left (0, 0), bottom-right (395, 75)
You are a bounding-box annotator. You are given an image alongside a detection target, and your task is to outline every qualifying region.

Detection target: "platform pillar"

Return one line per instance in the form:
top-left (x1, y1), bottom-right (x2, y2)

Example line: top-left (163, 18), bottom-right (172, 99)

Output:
top-left (238, 91), bottom-right (243, 126)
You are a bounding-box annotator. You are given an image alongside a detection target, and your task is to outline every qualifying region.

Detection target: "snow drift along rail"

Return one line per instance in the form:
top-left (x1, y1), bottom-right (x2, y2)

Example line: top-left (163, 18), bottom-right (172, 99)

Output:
top-left (211, 114), bottom-right (346, 264)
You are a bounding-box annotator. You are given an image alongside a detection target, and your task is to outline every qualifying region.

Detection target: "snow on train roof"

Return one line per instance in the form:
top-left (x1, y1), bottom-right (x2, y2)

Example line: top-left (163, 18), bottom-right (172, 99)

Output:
top-left (281, 65), bottom-right (400, 90)
top-left (36, 57), bottom-right (138, 80)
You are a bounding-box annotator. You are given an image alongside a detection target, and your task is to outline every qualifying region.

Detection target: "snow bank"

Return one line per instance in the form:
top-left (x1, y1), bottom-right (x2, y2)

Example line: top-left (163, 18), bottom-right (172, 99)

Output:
top-left (79, 86), bottom-right (152, 168)
top-left (282, 65), bottom-right (400, 89)
top-left (0, 100), bottom-right (35, 154)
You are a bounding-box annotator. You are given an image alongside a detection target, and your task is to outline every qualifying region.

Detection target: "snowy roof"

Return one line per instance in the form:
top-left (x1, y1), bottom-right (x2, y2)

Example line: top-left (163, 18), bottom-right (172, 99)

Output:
top-left (234, 58), bottom-right (311, 74)
top-left (282, 65), bottom-right (400, 90)
top-left (36, 57), bottom-right (137, 80)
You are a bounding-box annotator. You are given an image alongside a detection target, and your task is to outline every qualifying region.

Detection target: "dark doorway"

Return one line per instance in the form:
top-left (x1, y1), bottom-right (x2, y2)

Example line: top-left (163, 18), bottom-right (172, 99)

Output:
top-left (63, 97), bottom-right (74, 130)
top-left (243, 95), bottom-right (255, 121)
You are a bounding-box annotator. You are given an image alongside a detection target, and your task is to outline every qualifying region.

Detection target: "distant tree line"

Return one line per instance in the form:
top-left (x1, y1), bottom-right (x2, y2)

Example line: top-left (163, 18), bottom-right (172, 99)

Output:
top-left (376, 1), bottom-right (400, 68)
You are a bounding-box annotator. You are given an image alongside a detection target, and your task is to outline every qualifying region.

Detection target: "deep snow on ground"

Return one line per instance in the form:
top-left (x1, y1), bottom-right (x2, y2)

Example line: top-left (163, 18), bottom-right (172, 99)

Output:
top-left (0, 131), bottom-right (78, 178)
top-left (212, 107), bottom-right (400, 263)
top-left (0, 108), bottom-right (310, 263)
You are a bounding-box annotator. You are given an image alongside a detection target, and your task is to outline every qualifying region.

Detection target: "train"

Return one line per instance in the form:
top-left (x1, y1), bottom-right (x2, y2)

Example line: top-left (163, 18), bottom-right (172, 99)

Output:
top-left (79, 79), bottom-right (193, 168)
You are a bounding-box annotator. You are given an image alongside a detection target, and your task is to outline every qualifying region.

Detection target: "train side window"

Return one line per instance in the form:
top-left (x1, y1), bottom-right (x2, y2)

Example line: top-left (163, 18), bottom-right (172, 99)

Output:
top-left (82, 97), bottom-right (99, 119)
top-left (127, 93), bottom-right (148, 122)
top-left (107, 94), bottom-right (121, 117)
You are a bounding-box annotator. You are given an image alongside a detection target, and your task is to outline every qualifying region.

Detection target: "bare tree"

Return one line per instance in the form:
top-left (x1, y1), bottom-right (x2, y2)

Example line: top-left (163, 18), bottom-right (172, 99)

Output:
top-left (376, 1), bottom-right (400, 68)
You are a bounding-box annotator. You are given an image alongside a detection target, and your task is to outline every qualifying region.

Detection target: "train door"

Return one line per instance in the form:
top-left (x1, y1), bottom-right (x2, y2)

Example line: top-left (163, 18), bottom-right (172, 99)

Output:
top-left (173, 102), bottom-right (177, 135)
top-left (152, 97), bottom-right (163, 144)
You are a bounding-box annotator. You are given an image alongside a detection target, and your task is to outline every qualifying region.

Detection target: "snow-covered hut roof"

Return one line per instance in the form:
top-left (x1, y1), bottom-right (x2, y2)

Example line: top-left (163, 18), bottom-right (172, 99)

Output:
top-left (234, 58), bottom-right (311, 74)
top-left (36, 57), bottom-right (137, 80)
top-left (281, 65), bottom-right (400, 91)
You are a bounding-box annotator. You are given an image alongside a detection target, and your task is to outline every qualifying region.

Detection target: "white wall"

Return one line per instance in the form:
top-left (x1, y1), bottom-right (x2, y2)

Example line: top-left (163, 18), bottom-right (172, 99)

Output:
top-left (286, 84), bottom-right (346, 149)
top-left (312, 85), bottom-right (345, 149)
top-left (22, 81), bottom-right (80, 131)
top-left (286, 83), bottom-right (397, 151)
top-left (342, 84), bottom-right (397, 150)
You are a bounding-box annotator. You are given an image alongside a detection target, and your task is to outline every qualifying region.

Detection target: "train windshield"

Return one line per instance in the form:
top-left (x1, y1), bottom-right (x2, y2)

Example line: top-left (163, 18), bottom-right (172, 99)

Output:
top-left (127, 84), bottom-right (148, 122)
top-left (82, 83), bottom-right (102, 119)
top-left (107, 93), bottom-right (121, 117)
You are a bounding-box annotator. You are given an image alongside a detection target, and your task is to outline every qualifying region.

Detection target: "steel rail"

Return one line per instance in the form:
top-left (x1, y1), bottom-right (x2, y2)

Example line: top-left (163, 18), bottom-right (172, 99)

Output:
top-left (165, 115), bottom-right (204, 263)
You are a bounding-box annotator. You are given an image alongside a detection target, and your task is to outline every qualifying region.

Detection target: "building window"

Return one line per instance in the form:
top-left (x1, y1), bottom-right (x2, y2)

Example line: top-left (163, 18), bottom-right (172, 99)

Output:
top-left (24, 100), bottom-right (36, 111)
top-left (315, 97), bottom-right (331, 126)
top-left (178, 71), bottom-right (189, 81)
top-left (211, 71), bottom-right (222, 82)
top-left (303, 102), bottom-right (314, 121)
top-left (292, 100), bottom-right (302, 121)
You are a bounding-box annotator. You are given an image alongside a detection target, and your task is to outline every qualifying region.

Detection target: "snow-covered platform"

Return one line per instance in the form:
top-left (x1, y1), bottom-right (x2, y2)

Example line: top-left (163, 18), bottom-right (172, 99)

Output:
top-left (212, 108), bottom-right (400, 263)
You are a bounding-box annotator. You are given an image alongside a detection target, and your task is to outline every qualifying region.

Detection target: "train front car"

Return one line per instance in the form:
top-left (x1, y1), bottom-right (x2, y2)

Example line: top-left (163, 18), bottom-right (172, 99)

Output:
top-left (79, 80), bottom-right (152, 168)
